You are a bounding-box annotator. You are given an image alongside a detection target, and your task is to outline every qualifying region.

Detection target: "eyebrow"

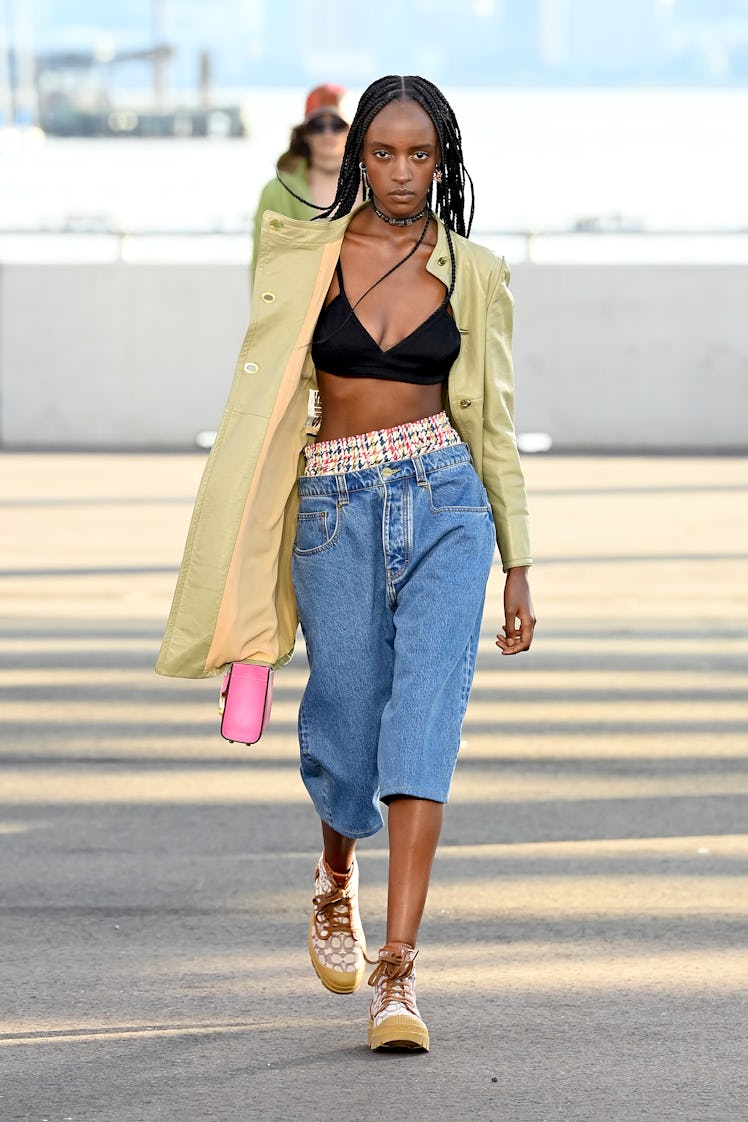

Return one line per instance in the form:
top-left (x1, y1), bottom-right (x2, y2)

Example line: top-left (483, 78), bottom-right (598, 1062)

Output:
top-left (366, 139), bottom-right (436, 150)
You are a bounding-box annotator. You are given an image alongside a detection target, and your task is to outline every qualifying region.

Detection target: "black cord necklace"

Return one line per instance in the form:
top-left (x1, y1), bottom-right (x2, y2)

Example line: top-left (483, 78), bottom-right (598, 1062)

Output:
top-left (369, 197), bottom-right (430, 227)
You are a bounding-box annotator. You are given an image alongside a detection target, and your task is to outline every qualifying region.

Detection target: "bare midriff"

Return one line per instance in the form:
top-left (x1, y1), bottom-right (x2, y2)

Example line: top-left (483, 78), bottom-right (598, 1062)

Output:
top-left (315, 373), bottom-right (445, 441)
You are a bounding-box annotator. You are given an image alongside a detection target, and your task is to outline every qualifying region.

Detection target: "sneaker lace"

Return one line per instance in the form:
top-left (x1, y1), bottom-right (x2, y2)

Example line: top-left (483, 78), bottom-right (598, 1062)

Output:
top-left (368, 948), bottom-right (419, 1018)
top-left (312, 885), bottom-right (356, 942)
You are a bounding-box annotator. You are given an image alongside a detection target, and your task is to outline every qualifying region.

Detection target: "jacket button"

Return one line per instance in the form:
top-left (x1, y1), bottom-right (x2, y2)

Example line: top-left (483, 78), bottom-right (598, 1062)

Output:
top-left (460, 399), bottom-right (471, 408)
top-left (438, 256), bottom-right (447, 266)
top-left (261, 291), bottom-right (276, 303)
top-left (269, 218), bottom-right (285, 230)
top-left (243, 361), bottom-right (259, 374)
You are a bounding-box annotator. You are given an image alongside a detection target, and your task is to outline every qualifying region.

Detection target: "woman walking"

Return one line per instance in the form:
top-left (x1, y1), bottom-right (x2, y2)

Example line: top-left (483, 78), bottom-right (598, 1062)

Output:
top-left (157, 74), bottom-right (535, 1054)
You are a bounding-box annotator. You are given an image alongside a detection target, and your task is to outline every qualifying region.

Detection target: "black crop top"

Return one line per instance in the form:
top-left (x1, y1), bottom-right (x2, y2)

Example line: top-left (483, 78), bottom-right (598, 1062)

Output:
top-left (311, 259), bottom-right (461, 386)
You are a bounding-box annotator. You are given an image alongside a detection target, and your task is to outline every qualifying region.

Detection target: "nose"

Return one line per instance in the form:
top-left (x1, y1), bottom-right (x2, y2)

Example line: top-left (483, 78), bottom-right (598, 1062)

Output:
top-left (391, 157), bottom-right (412, 184)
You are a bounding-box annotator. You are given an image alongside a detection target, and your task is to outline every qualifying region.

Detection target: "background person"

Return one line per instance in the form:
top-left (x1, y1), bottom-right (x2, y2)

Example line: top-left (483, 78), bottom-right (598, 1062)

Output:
top-left (251, 83), bottom-right (350, 276)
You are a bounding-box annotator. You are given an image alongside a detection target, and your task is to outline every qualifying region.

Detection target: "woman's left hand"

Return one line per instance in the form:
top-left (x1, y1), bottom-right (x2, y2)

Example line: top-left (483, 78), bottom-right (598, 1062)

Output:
top-left (496, 566), bottom-right (536, 655)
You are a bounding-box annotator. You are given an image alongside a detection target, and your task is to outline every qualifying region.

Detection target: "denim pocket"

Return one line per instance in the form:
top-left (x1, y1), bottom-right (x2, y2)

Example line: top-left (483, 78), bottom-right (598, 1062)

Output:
top-left (427, 463), bottom-right (490, 514)
top-left (293, 501), bottom-right (341, 555)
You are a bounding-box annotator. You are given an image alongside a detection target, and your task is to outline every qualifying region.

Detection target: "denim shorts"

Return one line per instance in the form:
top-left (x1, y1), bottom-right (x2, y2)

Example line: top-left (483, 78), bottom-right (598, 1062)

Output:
top-left (292, 443), bottom-right (496, 838)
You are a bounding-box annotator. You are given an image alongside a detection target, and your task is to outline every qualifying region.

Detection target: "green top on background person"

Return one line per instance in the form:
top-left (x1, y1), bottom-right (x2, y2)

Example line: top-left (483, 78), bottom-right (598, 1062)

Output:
top-left (251, 83), bottom-right (351, 277)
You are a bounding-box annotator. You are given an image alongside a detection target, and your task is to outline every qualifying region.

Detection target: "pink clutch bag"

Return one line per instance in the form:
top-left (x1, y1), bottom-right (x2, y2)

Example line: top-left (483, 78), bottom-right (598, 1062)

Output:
top-left (218, 663), bottom-right (274, 746)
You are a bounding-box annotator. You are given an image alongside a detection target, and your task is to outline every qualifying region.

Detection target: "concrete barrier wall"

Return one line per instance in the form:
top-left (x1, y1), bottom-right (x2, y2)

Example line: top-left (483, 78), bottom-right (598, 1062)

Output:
top-left (509, 264), bottom-right (747, 449)
top-left (1, 262), bottom-right (746, 449)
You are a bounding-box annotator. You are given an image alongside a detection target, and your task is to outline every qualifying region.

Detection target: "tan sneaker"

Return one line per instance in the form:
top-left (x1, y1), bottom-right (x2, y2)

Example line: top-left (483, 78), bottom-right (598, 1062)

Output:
top-left (308, 854), bottom-right (366, 994)
top-left (367, 943), bottom-right (429, 1052)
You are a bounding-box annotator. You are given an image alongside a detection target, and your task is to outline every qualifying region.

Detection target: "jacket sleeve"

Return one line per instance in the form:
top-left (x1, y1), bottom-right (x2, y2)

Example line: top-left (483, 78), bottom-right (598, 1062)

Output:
top-left (482, 259), bottom-right (533, 571)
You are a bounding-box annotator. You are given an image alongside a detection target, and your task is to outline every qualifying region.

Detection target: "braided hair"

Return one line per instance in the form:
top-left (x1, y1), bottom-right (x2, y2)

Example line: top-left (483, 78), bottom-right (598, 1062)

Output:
top-left (318, 75), bottom-right (473, 236)
top-left (278, 75), bottom-right (474, 324)
top-left (281, 76), bottom-right (472, 228)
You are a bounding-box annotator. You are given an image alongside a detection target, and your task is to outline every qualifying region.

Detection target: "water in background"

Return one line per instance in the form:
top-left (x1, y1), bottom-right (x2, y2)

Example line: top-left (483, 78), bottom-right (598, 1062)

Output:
top-left (1, 87), bottom-right (747, 263)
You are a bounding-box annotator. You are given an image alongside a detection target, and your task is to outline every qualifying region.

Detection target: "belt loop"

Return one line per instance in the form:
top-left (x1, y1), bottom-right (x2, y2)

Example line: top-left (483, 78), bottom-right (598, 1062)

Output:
top-left (335, 474), bottom-right (349, 506)
top-left (413, 455), bottom-right (427, 486)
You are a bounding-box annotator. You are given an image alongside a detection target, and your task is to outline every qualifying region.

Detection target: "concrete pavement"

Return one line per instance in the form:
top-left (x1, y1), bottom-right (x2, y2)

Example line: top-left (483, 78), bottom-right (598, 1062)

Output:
top-left (0, 452), bottom-right (747, 1122)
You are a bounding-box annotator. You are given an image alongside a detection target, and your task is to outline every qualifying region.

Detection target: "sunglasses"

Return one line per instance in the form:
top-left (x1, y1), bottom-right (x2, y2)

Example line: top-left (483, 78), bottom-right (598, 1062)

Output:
top-left (306, 116), bottom-right (348, 135)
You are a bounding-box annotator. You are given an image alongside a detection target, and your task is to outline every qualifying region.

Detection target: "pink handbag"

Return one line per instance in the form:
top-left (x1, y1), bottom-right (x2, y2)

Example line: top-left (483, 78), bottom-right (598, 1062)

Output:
top-left (218, 663), bottom-right (274, 746)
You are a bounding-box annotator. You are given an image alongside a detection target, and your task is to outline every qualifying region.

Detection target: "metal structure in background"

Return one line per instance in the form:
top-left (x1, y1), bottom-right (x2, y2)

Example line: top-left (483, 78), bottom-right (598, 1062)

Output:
top-left (0, 0), bottom-right (247, 138)
top-left (32, 46), bottom-right (246, 138)
top-left (1, 0), bottom-right (37, 127)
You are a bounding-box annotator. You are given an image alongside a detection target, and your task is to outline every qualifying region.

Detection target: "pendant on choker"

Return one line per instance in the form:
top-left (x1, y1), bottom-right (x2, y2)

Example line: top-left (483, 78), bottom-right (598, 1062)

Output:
top-left (370, 198), bottom-right (430, 227)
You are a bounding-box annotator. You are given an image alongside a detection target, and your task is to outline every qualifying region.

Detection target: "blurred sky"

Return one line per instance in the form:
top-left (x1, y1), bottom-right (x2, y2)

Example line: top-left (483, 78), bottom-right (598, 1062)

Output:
top-left (16, 0), bottom-right (748, 91)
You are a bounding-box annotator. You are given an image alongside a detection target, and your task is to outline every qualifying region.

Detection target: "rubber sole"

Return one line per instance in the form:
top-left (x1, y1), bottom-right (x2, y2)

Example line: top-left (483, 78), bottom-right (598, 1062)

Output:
top-left (308, 917), bottom-right (366, 994)
top-left (367, 1013), bottom-right (430, 1052)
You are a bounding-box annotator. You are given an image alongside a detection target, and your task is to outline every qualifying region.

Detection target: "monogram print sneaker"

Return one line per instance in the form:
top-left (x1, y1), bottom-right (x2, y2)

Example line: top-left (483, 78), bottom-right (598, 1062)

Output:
top-left (308, 854), bottom-right (366, 994)
top-left (367, 943), bottom-right (429, 1052)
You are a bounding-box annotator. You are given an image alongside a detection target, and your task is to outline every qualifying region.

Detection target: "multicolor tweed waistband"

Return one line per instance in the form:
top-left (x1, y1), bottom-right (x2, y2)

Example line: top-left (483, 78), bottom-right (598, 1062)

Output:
top-left (303, 411), bottom-right (461, 476)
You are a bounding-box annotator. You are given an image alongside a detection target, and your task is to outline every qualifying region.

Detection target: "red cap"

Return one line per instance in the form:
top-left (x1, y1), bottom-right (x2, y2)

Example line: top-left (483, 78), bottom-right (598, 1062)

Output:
top-left (304, 83), bottom-right (349, 124)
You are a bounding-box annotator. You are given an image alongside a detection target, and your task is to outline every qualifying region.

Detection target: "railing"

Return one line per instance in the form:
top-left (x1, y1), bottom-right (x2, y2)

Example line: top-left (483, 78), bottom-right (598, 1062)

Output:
top-left (1, 227), bottom-right (747, 265)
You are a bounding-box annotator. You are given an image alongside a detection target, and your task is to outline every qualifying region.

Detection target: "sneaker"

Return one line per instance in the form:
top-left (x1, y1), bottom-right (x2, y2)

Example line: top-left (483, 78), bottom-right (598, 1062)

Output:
top-left (367, 943), bottom-right (430, 1052)
top-left (308, 853), bottom-right (366, 994)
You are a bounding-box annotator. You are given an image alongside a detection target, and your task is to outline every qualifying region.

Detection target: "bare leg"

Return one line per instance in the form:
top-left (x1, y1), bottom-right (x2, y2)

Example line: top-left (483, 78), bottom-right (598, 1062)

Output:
top-left (385, 796), bottom-right (444, 947)
top-left (321, 820), bottom-right (357, 877)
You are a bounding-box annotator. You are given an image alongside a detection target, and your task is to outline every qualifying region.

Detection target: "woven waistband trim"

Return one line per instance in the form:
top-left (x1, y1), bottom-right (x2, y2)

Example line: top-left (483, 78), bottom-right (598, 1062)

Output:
top-left (303, 411), bottom-right (461, 476)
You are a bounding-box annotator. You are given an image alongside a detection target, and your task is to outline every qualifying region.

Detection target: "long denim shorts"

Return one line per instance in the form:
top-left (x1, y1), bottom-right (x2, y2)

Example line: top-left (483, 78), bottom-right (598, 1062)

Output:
top-left (292, 443), bottom-right (496, 838)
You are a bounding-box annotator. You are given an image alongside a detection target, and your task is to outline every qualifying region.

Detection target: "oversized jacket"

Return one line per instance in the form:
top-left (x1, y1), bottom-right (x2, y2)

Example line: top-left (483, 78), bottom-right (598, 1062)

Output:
top-left (156, 206), bottom-right (532, 680)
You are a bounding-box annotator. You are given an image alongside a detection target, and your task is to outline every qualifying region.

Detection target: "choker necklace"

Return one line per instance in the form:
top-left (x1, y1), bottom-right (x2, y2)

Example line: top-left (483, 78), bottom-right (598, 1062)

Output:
top-left (370, 198), bottom-right (430, 227)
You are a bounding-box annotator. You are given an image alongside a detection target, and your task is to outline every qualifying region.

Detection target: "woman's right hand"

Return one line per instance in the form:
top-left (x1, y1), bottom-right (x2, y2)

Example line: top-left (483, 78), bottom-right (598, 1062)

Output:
top-left (496, 566), bottom-right (535, 655)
